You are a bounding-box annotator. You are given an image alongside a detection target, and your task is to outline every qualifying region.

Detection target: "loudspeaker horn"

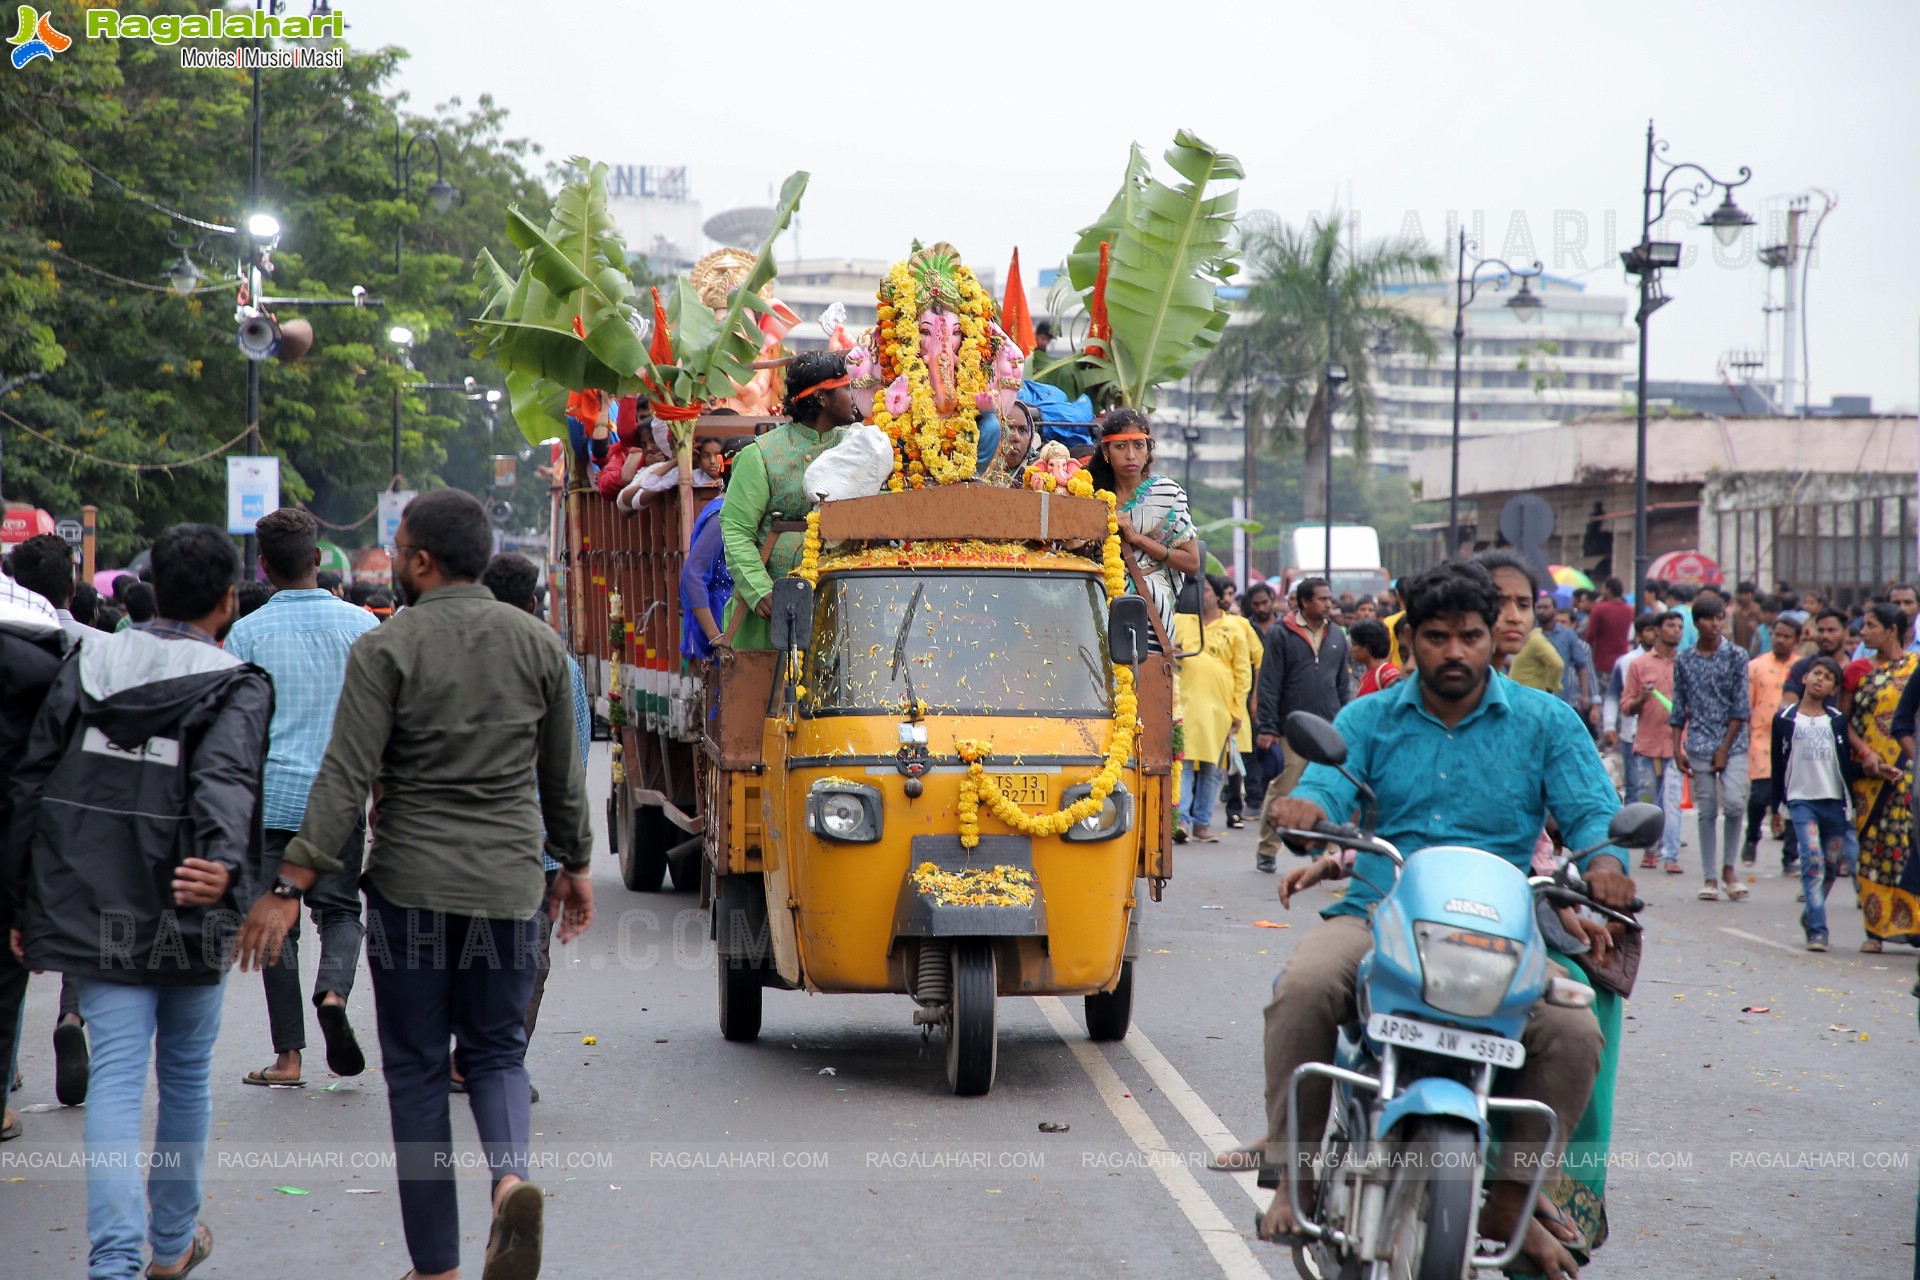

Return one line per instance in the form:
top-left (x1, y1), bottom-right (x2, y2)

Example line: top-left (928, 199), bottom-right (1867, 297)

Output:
top-left (236, 313), bottom-right (282, 361)
top-left (275, 318), bottom-right (314, 361)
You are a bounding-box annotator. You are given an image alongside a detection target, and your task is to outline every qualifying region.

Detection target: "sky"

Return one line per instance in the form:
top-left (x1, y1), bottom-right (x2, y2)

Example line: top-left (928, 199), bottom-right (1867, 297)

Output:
top-left (352, 0), bottom-right (1920, 413)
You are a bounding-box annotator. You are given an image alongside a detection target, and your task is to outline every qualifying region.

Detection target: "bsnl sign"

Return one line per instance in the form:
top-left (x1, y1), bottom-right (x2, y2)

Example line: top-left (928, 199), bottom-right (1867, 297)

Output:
top-left (610, 165), bottom-right (689, 200)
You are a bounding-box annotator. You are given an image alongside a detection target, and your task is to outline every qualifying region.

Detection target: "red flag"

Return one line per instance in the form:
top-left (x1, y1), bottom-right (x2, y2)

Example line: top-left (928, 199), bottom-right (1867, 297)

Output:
top-left (1085, 241), bottom-right (1112, 358)
top-left (1001, 248), bottom-right (1037, 356)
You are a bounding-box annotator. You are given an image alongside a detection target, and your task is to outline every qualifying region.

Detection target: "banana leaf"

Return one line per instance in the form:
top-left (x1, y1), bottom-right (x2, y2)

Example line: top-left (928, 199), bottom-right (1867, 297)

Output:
top-left (1046, 132), bottom-right (1243, 412)
top-left (469, 159), bottom-right (648, 443)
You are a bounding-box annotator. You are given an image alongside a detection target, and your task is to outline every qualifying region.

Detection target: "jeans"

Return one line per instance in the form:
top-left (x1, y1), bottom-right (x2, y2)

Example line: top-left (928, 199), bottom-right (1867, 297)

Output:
top-left (1179, 760), bottom-right (1222, 830)
top-left (1619, 748), bottom-right (1641, 807)
top-left (1634, 754), bottom-right (1684, 860)
top-left (1256, 751), bottom-right (1312, 859)
top-left (1788, 798), bottom-right (1853, 940)
top-left (73, 978), bottom-right (226, 1280)
top-left (365, 882), bottom-right (539, 1276)
top-left (1744, 775), bottom-right (1801, 865)
top-left (1687, 750), bottom-right (1751, 878)
top-left (523, 868), bottom-right (559, 1042)
top-left (259, 823), bottom-right (367, 1054)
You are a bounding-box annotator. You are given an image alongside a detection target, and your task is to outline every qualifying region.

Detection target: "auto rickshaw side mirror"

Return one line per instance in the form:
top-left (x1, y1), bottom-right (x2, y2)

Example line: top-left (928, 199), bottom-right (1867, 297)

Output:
top-left (1174, 540), bottom-right (1207, 615)
top-left (1108, 596), bottom-right (1151, 667)
top-left (1283, 710), bottom-right (1347, 767)
top-left (770, 578), bottom-right (815, 653)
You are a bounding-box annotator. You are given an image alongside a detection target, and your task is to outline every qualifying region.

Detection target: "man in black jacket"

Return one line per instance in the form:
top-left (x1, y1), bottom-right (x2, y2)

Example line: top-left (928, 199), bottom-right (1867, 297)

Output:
top-left (1253, 576), bottom-right (1352, 872)
top-left (0, 573), bottom-right (67, 1144)
top-left (7, 524), bottom-right (271, 1280)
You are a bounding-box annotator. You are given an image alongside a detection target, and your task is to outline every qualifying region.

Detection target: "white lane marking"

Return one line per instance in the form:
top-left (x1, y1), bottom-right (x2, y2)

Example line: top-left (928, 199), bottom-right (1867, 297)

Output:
top-left (1122, 1024), bottom-right (1269, 1210)
top-left (1036, 997), bottom-right (1271, 1280)
top-left (1719, 926), bottom-right (1808, 955)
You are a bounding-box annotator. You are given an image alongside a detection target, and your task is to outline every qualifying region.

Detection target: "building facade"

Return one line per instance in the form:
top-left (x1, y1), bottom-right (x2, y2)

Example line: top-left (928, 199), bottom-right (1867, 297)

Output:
top-left (1368, 279), bottom-right (1634, 471)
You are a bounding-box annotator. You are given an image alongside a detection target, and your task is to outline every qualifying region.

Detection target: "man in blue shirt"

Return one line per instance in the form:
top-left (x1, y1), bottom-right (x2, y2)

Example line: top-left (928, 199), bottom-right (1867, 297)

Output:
top-left (1252, 561), bottom-right (1636, 1280)
top-left (226, 509), bottom-right (379, 1088)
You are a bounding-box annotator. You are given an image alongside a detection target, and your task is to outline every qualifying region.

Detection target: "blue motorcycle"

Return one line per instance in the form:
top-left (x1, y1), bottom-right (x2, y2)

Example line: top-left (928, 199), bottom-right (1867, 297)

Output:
top-left (1267, 711), bottom-right (1659, 1280)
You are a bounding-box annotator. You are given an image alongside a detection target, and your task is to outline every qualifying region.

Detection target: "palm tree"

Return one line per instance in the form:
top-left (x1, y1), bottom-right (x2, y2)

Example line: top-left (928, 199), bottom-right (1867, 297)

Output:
top-left (1210, 209), bottom-right (1441, 522)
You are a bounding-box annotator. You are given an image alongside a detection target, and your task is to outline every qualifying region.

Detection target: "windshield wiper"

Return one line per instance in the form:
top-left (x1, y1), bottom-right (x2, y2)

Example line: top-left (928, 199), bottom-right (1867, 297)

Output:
top-left (890, 582), bottom-right (926, 721)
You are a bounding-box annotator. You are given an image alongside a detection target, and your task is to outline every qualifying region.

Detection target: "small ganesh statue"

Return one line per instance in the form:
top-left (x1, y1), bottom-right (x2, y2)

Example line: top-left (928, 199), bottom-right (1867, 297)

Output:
top-left (850, 242), bottom-right (1025, 491)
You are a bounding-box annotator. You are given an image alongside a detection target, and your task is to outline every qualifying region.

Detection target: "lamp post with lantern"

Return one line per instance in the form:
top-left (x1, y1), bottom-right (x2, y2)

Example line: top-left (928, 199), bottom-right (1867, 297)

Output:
top-left (1620, 121), bottom-right (1753, 592)
top-left (1448, 233), bottom-right (1544, 557)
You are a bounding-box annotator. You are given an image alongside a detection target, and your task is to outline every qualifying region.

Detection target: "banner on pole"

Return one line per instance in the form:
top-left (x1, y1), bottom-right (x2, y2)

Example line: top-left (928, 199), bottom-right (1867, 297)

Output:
top-left (377, 490), bottom-right (415, 547)
top-left (226, 457), bottom-right (280, 534)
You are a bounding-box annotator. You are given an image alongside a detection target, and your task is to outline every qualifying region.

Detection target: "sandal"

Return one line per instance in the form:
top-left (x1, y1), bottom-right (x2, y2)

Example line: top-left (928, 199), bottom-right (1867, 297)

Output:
top-left (482, 1181), bottom-right (545, 1280)
top-left (1861, 939), bottom-right (1884, 953)
top-left (316, 1002), bottom-right (366, 1078)
top-left (146, 1222), bottom-right (212, 1278)
top-left (1, 1109), bottom-right (21, 1142)
top-left (1664, 862), bottom-right (1685, 875)
top-left (242, 1067), bottom-right (304, 1088)
top-left (1724, 881), bottom-right (1749, 901)
top-left (1697, 884), bottom-right (1720, 901)
top-left (1640, 852), bottom-right (1659, 870)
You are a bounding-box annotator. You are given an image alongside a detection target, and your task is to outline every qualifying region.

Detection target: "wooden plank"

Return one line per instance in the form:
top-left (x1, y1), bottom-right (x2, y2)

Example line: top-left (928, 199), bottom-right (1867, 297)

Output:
top-left (817, 486), bottom-right (1109, 544)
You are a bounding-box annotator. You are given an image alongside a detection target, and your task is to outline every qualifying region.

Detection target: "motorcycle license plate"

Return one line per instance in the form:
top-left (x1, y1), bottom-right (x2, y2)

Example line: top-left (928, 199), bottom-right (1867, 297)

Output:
top-left (990, 773), bottom-right (1049, 808)
top-left (1366, 1012), bottom-right (1526, 1069)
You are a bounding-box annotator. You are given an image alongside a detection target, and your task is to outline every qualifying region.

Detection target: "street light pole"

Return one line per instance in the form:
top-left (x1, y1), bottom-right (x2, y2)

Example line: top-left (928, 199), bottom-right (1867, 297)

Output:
top-left (1623, 119), bottom-right (1753, 594)
top-left (1324, 275), bottom-right (1339, 576)
top-left (1449, 227), bottom-right (1545, 559)
top-left (242, 60), bottom-right (263, 574)
top-left (394, 126), bottom-right (454, 282)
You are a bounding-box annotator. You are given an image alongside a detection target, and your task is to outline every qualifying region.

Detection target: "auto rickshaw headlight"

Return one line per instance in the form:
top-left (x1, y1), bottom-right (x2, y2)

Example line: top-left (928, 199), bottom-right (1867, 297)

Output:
top-left (806, 782), bottom-right (882, 843)
top-left (1059, 784), bottom-right (1132, 842)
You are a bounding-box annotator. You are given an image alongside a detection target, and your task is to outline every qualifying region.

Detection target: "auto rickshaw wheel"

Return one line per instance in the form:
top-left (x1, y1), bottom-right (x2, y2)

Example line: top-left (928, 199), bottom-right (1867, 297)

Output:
top-left (945, 940), bottom-right (998, 1096)
top-left (1084, 960), bottom-right (1134, 1041)
top-left (718, 959), bottom-right (763, 1043)
top-left (620, 801), bottom-right (669, 893)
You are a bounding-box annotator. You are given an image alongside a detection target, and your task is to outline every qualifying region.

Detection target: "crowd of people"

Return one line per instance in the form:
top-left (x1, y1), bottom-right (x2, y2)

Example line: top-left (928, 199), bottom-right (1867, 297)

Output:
top-left (1, 493), bottom-right (587, 1280)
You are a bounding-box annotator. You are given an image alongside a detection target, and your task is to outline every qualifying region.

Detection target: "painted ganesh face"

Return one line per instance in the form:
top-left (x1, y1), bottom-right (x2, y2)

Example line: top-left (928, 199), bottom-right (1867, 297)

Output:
top-left (918, 307), bottom-right (961, 416)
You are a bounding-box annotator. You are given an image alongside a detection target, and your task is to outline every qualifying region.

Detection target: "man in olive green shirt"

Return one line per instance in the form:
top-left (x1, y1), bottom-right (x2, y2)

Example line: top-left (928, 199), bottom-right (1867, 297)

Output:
top-left (718, 350), bottom-right (859, 651)
top-left (237, 489), bottom-right (590, 1280)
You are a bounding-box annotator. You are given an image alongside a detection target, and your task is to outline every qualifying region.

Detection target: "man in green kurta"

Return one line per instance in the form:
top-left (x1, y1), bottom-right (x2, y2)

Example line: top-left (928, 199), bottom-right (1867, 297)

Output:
top-left (718, 351), bottom-right (860, 650)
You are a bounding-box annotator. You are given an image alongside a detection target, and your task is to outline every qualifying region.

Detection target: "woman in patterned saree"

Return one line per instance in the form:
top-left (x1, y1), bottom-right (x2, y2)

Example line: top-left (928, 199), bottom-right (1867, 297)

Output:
top-left (1086, 409), bottom-right (1199, 648)
top-left (1846, 602), bottom-right (1919, 952)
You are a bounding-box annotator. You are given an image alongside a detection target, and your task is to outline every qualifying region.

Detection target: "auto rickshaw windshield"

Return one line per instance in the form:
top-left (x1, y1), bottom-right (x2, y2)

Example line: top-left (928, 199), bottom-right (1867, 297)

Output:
top-left (802, 570), bottom-right (1114, 717)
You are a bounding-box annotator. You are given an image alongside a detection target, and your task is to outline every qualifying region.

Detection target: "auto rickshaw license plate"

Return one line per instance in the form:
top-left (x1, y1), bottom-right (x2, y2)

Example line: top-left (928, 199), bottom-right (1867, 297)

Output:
top-left (991, 773), bottom-right (1049, 808)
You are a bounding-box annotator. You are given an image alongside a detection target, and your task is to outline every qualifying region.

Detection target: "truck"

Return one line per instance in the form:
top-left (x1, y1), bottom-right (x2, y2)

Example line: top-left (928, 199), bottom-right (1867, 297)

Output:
top-left (1280, 522), bottom-right (1391, 602)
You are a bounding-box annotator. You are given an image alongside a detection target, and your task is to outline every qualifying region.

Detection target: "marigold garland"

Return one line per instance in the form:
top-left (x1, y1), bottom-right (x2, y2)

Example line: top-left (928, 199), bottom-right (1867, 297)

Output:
top-left (953, 666), bottom-right (1138, 848)
top-left (795, 510), bottom-right (822, 586)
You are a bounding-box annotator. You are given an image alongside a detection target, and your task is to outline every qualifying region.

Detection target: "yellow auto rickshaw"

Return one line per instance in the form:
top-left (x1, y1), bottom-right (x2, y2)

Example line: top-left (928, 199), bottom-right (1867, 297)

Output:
top-left (702, 485), bottom-right (1175, 1094)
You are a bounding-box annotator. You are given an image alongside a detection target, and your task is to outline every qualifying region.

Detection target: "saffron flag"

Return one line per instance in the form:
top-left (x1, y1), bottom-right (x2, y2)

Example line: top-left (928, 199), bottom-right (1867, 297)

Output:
top-left (1001, 248), bottom-right (1037, 357)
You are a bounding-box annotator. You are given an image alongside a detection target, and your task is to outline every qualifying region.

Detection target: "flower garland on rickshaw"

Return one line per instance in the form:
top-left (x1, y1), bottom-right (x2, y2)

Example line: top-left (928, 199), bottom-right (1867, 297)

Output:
top-left (871, 255), bottom-right (996, 490)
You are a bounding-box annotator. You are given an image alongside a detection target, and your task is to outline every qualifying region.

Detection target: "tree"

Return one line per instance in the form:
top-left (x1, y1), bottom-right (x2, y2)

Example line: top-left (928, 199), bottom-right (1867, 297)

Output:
top-left (0, 3), bottom-right (557, 560)
top-left (1207, 210), bottom-right (1440, 523)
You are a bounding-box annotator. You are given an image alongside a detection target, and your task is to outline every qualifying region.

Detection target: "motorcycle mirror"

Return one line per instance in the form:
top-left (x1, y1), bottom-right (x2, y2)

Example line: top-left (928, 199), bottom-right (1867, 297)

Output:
top-left (1607, 802), bottom-right (1665, 853)
top-left (770, 578), bottom-right (815, 653)
top-left (1283, 711), bottom-right (1347, 767)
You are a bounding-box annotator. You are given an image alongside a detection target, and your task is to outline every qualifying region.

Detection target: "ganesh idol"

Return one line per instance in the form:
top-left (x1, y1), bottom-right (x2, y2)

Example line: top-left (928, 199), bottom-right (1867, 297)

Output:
top-left (846, 243), bottom-right (1026, 491)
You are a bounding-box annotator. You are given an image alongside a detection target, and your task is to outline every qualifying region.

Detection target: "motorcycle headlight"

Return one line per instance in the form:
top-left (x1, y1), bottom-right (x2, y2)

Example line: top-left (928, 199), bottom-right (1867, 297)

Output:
top-left (805, 782), bottom-right (882, 843)
top-left (1413, 922), bottom-right (1522, 1019)
top-left (1059, 783), bottom-right (1133, 842)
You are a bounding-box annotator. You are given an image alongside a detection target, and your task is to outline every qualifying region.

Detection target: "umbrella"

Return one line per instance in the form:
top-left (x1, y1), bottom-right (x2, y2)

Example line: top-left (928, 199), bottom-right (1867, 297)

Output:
top-left (1549, 564), bottom-right (1594, 591)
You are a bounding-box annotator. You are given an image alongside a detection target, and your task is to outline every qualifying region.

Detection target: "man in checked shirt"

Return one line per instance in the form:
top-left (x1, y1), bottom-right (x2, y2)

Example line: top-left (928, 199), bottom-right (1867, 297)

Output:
top-left (226, 508), bottom-right (379, 1087)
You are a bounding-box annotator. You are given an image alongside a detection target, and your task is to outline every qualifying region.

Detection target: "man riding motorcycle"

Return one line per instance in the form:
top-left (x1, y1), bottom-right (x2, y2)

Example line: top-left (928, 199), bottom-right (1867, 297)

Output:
top-left (1248, 560), bottom-right (1638, 1280)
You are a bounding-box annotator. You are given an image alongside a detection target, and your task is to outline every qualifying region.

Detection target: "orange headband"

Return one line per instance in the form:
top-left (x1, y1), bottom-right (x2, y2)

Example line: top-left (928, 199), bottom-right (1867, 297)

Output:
top-left (1102, 432), bottom-right (1150, 442)
top-left (793, 375), bottom-right (850, 401)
